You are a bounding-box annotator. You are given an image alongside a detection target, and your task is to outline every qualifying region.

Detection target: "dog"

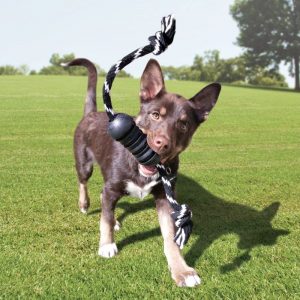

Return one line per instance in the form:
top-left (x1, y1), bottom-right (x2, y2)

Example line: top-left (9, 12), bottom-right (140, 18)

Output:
top-left (68, 58), bottom-right (221, 287)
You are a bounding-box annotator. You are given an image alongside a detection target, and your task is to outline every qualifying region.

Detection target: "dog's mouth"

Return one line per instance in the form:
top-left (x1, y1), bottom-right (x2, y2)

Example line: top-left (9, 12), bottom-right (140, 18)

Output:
top-left (138, 164), bottom-right (158, 177)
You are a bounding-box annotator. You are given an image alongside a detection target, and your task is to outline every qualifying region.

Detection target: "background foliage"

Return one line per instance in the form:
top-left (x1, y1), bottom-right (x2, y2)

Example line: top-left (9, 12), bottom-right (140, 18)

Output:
top-left (162, 50), bottom-right (288, 87)
top-left (231, 0), bottom-right (300, 90)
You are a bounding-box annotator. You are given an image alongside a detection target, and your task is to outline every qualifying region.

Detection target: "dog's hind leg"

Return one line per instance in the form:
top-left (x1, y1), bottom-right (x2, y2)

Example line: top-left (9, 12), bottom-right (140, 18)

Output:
top-left (74, 144), bottom-right (94, 213)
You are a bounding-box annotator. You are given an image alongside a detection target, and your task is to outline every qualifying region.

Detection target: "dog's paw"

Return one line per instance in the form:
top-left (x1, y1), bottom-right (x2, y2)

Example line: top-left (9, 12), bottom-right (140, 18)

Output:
top-left (78, 200), bottom-right (89, 214)
top-left (98, 243), bottom-right (118, 258)
top-left (80, 207), bottom-right (88, 214)
top-left (173, 270), bottom-right (201, 287)
top-left (114, 220), bottom-right (121, 231)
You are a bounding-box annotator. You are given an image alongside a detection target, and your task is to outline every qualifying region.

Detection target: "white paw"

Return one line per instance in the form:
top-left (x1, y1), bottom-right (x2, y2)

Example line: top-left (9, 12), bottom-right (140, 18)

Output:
top-left (114, 220), bottom-right (121, 231)
top-left (98, 243), bottom-right (118, 258)
top-left (184, 274), bottom-right (201, 287)
top-left (175, 271), bottom-right (201, 287)
top-left (80, 207), bottom-right (88, 214)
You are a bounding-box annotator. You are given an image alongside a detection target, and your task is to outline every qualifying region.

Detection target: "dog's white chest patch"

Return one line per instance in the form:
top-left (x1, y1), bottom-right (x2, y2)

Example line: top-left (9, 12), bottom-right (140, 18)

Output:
top-left (125, 180), bottom-right (158, 200)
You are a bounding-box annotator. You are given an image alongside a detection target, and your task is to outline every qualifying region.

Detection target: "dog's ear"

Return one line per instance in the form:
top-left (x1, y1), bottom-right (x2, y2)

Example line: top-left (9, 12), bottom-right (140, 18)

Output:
top-left (189, 83), bottom-right (221, 124)
top-left (140, 59), bottom-right (165, 101)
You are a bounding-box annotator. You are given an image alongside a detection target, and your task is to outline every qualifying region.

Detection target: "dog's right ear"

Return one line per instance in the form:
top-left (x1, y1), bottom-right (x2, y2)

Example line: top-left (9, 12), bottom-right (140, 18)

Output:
top-left (140, 59), bottom-right (165, 101)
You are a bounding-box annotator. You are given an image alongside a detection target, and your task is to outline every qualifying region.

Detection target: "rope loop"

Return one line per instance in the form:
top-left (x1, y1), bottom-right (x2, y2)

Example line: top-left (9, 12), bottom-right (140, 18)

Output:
top-left (149, 14), bottom-right (176, 55)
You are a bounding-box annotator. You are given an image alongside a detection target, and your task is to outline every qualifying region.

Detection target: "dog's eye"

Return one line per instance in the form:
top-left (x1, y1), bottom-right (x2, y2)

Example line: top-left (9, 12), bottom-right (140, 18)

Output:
top-left (179, 121), bottom-right (188, 132)
top-left (151, 111), bottom-right (160, 120)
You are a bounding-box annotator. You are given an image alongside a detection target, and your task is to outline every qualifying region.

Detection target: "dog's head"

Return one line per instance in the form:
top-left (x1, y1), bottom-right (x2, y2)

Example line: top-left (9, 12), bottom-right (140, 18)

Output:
top-left (136, 59), bottom-right (221, 175)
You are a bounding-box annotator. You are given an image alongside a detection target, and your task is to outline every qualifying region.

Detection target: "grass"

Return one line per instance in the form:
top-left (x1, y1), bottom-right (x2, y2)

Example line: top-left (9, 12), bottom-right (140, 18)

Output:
top-left (0, 75), bottom-right (299, 299)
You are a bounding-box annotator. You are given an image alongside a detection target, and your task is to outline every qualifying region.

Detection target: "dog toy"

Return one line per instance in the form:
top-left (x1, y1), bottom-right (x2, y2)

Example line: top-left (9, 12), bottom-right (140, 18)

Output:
top-left (103, 15), bottom-right (192, 249)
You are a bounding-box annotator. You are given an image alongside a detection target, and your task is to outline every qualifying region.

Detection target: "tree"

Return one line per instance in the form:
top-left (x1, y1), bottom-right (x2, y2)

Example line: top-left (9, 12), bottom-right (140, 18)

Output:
top-left (0, 65), bottom-right (22, 75)
top-left (217, 56), bottom-right (247, 83)
top-left (39, 53), bottom-right (107, 76)
top-left (49, 53), bottom-right (76, 66)
top-left (201, 50), bottom-right (221, 81)
top-left (247, 66), bottom-right (288, 87)
top-left (162, 65), bottom-right (198, 80)
top-left (0, 64), bottom-right (32, 75)
top-left (231, 0), bottom-right (300, 91)
top-left (39, 65), bottom-right (68, 75)
top-left (40, 53), bottom-right (75, 75)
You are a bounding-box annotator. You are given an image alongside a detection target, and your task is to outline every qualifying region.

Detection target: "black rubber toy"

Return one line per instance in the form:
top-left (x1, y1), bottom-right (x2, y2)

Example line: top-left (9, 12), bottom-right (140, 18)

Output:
top-left (108, 113), bottom-right (160, 166)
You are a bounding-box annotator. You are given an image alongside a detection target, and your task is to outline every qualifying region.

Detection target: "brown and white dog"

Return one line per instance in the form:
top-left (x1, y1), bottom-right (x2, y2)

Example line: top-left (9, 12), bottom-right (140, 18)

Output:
top-left (69, 58), bottom-right (221, 287)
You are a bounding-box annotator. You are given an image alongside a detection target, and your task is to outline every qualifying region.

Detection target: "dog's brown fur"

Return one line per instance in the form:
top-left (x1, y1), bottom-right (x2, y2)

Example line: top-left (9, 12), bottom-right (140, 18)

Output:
top-left (70, 58), bottom-right (221, 286)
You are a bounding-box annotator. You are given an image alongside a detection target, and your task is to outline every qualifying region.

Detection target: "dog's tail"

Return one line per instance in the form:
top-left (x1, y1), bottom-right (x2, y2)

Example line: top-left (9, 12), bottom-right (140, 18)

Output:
top-left (65, 58), bottom-right (98, 116)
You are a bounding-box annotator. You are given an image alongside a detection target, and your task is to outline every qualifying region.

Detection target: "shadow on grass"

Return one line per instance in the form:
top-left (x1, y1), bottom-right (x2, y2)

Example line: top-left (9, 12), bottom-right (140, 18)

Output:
top-left (179, 174), bottom-right (290, 273)
top-left (109, 173), bottom-right (289, 273)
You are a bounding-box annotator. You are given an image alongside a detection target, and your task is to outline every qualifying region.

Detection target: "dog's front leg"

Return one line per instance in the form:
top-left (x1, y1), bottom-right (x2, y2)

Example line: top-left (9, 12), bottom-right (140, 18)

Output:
top-left (156, 198), bottom-right (201, 287)
top-left (98, 185), bottom-right (121, 258)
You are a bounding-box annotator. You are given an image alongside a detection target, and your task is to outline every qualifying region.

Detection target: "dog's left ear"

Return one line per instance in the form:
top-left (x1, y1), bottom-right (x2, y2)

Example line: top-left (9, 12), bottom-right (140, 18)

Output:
top-left (189, 83), bottom-right (221, 124)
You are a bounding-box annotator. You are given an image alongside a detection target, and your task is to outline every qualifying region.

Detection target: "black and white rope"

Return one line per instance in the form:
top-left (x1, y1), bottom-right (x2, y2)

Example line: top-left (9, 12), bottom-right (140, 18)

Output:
top-left (102, 15), bottom-right (193, 249)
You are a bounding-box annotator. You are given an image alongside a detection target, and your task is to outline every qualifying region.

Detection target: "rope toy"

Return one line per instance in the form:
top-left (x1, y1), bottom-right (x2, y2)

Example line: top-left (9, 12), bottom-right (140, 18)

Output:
top-left (103, 15), bottom-right (193, 249)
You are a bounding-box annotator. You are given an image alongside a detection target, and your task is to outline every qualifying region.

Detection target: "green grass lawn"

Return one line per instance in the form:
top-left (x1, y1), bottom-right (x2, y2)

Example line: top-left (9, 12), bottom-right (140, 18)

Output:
top-left (0, 75), bottom-right (299, 299)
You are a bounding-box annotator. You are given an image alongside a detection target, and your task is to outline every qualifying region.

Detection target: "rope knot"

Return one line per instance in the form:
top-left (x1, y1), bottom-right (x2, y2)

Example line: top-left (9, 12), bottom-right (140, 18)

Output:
top-left (171, 204), bottom-right (193, 249)
top-left (149, 14), bottom-right (176, 55)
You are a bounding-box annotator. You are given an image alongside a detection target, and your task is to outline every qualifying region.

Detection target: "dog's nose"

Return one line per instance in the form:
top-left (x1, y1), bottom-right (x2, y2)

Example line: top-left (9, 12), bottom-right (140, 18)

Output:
top-left (153, 136), bottom-right (169, 153)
